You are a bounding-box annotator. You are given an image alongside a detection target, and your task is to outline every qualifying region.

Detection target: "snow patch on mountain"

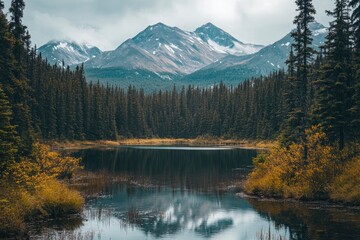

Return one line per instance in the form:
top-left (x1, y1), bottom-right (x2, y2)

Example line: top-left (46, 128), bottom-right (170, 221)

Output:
top-left (313, 28), bottom-right (328, 36)
top-left (38, 41), bottom-right (102, 66)
top-left (85, 22), bottom-right (263, 77)
top-left (195, 23), bottom-right (263, 56)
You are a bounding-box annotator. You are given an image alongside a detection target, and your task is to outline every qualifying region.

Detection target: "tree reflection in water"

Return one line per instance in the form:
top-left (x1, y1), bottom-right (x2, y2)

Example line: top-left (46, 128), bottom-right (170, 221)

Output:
top-left (32, 146), bottom-right (359, 240)
top-left (248, 199), bottom-right (360, 240)
top-left (74, 146), bottom-right (258, 192)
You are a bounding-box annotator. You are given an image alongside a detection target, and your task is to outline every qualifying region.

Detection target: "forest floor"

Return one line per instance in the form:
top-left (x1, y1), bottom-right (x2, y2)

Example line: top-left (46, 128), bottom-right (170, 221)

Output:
top-left (48, 138), bottom-right (276, 150)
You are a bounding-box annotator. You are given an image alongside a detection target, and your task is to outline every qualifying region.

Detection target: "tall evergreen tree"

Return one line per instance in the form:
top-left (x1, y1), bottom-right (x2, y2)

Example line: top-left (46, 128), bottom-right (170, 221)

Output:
top-left (349, 0), bottom-right (360, 138)
top-left (292, 0), bottom-right (316, 109)
top-left (0, 0), bottom-right (16, 96)
top-left (280, 47), bottom-right (301, 145)
top-left (0, 85), bottom-right (19, 173)
top-left (282, 0), bottom-right (316, 147)
top-left (8, 0), bottom-right (34, 155)
top-left (313, 0), bottom-right (352, 150)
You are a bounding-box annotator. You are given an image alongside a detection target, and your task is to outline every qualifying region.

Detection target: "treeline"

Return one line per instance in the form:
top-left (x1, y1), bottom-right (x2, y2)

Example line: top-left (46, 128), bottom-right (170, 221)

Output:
top-left (19, 66), bottom-right (289, 140)
top-left (1, 0), bottom-right (360, 161)
top-left (0, 0), bottom-right (289, 145)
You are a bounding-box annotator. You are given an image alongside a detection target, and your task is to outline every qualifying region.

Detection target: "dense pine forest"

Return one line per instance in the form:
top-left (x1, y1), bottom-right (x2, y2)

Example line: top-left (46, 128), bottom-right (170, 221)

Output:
top-left (1, 0), bottom-right (359, 153)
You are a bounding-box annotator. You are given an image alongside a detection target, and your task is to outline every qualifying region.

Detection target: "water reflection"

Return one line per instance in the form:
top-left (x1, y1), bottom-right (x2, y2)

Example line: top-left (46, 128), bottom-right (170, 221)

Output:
top-left (72, 146), bottom-right (258, 192)
top-left (31, 146), bottom-right (360, 240)
top-left (124, 146), bottom-right (235, 151)
top-left (79, 188), bottom-right (288, 240)
top-left (248, 199), bottom-right (360, 240)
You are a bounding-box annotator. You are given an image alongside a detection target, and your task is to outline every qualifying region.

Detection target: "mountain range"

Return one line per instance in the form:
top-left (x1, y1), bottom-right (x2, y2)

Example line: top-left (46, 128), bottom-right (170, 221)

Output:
top-left (184, 22), bottom-right (327, 86)
top-left (38, 22), bottom-right (327, 90)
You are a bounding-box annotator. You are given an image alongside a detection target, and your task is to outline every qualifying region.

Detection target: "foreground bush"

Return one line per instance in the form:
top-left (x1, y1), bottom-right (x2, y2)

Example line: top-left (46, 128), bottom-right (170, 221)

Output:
top-left (0, 143), bottom-right (84, 237)
top-left (245, 126), bottom-right (359, 203)
top-left (330, 156), bottom-right (360, 204)
top-left (7, 143), bottom-right (82, 190)
top-left (36, 179), bottom-right (84, 217)
top-left (0, 182), bottom-right (28, 236)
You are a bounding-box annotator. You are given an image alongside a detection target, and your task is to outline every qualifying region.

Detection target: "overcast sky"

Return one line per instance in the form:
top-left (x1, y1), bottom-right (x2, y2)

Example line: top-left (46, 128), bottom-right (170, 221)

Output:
top-left (4, 0), bottom-right (334, 51)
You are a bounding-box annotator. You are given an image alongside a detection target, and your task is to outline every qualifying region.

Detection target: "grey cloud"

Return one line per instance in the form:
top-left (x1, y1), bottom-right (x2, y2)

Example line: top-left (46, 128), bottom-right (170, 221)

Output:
top-left (4, 0), bottom-right (334, 51)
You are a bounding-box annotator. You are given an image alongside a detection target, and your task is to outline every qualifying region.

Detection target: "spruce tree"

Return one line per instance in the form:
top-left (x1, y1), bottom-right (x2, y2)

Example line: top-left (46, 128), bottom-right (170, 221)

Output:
top-left (313, 0), bottom-right (352, 150)
top-left (8, 0), bottom-right (34, 155)
top-left (280, 47), bottom-right (301, 145)
top-left (0, 0), bottom-right (16, 96)
top-left (282, 0), bottom-right (316, 148)
top-left (292, 0), bottom-right (316, 109)
top-left (0, 85), bottom-right (19, 173)
top-left (9, 0), bottom-right (26, 60)
top-left (349, 0), bottom-right (360, 139)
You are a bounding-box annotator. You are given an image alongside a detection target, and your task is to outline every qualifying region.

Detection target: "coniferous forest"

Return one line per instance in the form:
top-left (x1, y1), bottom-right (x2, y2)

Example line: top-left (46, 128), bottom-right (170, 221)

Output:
top-left (1, 0), bottom-right (359, 150)
top-left (0, 0), bottom-right (360, 238)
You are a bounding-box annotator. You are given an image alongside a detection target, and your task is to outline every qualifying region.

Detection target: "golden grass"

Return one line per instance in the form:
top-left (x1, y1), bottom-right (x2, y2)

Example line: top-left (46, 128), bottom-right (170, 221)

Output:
top-left (49, 138), bottom-right (277, 150)
top-left (0, 178), bottom-right (84, 236)
top-left (245, 126), bottom-right (360, 204)
top-left (0, 182), bottom-right (27, 236)
top-left (36, 179), bottom-right (84, 217)
top-left (0, 143), bottom-right (84, 237)
top-left (330, 156), bottom-right (360, 204)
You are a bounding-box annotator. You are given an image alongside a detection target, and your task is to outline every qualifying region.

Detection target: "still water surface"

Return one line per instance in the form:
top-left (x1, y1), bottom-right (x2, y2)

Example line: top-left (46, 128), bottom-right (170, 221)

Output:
top-left (31, 146), bottom-right (360, 240)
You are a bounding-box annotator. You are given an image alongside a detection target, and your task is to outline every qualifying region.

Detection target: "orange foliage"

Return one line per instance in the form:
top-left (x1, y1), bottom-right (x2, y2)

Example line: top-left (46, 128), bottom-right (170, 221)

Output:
top-left (0, 143), bottom-right (84, 236)
top-left (7, 143), bottom-right (82, 190)
top-left (245, 126), bottom-right (354, 200)
top-left (330, 155), bottom-right (360, 204)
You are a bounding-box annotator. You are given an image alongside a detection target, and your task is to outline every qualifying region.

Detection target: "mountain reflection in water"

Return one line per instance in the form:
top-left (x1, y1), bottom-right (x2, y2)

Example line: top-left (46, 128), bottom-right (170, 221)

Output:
top-left (78, 188), bottom-right (287, 240)
top-left (31, 146), bottom-right (360, 240)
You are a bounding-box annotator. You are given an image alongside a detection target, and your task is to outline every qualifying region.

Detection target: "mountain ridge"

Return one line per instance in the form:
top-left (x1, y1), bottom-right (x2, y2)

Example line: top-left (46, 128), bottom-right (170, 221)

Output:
top-left (38, 41), bottom-right (102, 66)
top-left (182, 22), bottom-right (327, 86)
top-left (84, 22), bottom-right (263, 77)
top-left (195, 23), bottom-right (263, 56)
top-left (37, 22), bottom-right (327, 90)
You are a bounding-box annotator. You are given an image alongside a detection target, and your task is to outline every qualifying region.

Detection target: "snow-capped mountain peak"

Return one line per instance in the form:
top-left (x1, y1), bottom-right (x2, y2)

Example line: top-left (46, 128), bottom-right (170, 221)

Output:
top-left (87, 22), bottom-right (226, 75)
top-left (38, 40), bottom-right (102, 66)
top-left (196, 22), bottom-right (240, 47)
top-left (195, 23), bottom-right (264, 56)
top-left (186, 21), bottom-right (328, 85)
top-left (84, 22), bottom-right (263, 76)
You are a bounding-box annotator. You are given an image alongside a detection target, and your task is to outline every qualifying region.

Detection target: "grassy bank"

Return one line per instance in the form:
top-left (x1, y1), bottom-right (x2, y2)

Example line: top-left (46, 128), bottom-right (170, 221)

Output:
top-left (48, 137), bottom-right (276, 150)
top-left (245, 126), bottom-right (360, 205)
top-left (0, 144), bottom-right (84, 237)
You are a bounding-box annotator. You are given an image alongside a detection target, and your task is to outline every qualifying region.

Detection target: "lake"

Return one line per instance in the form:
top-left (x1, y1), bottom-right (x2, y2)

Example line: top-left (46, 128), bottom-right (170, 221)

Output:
top-left (30, 146), bottom-right (360, 240)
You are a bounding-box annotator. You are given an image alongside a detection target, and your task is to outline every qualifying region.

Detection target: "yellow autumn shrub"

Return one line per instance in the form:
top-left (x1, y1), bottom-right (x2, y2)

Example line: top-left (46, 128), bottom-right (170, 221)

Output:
top-left (31, 143), bottom-right (82, 179)
top-left (8, 143), bottom-right (82, 190)
top-left (35, 178), bottom-right (84, 217)
top-left (0, 143), bottom-right (84, 236)
top-left (245, 149), bottom-right (285, 197)
top-left (245, 126), bottom-right (340, 200)
top-left (0, 182), bottom-right (26, 236)
top-left (330, 155), bottom-right (360, 204)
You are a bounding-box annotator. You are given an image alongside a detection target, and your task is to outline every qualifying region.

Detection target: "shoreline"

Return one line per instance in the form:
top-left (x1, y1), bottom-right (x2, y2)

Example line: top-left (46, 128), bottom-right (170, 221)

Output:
top-left (47, 138), bottom-right (276, 150)
top-left (236, 192), bottom-right (360, 210)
